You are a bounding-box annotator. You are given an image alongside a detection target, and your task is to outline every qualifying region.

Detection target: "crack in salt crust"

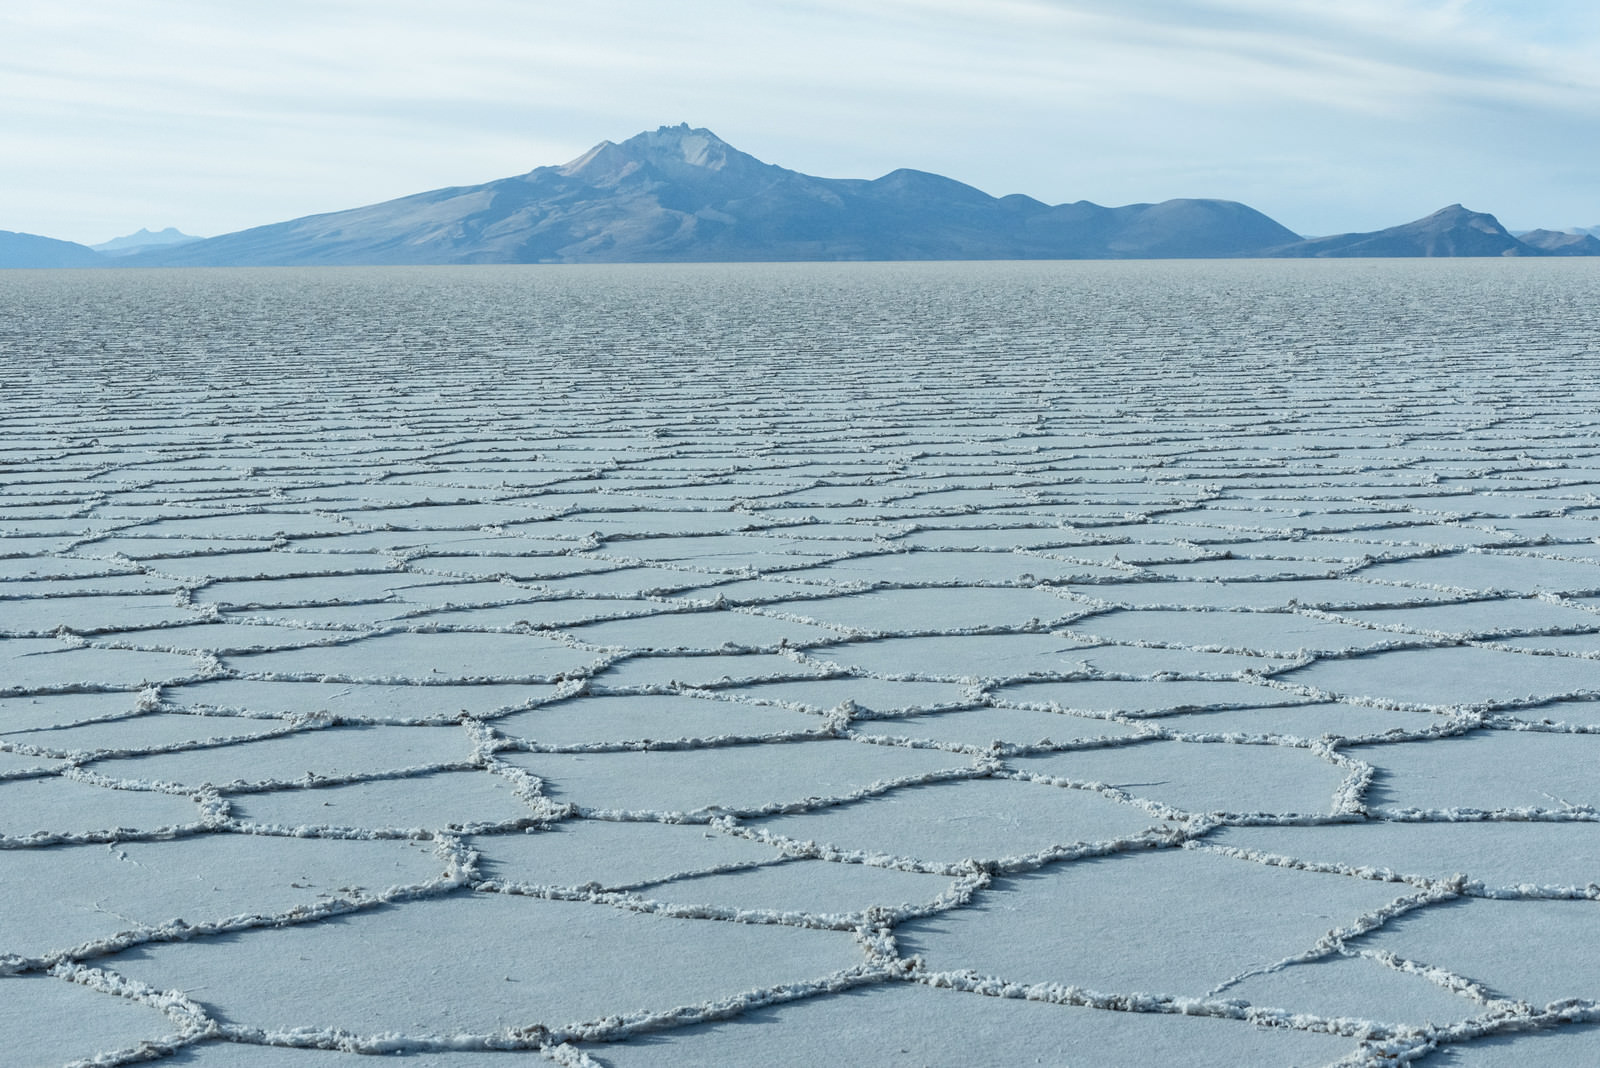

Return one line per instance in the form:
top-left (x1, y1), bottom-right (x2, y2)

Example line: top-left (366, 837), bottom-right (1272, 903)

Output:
top-left (4, 261), bottom-right (1600, 1066)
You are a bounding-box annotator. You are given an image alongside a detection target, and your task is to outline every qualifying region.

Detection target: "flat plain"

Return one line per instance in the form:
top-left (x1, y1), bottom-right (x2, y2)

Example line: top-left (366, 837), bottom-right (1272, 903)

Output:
top-left (4, 259), bottom-right (1600, 1066)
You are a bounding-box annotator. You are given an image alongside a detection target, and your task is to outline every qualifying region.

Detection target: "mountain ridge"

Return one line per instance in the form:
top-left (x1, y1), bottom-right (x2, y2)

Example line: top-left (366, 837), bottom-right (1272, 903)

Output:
top-left (4, 126), bottom-right (1595, 266)
top-left (122, 124), bottom-right (1304, 266)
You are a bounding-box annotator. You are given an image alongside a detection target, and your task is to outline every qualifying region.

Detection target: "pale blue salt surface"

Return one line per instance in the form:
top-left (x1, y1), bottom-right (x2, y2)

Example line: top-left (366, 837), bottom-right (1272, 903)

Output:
top-left (4, 260), bottom-right (1600, 1065)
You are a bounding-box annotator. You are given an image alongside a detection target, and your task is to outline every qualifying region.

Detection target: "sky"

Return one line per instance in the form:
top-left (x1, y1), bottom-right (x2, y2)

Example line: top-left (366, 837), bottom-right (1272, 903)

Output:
top-left (5, 0), bottom-right (1599, 244)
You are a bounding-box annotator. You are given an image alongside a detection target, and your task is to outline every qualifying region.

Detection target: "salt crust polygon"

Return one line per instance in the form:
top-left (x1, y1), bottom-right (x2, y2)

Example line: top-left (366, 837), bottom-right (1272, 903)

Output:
top-left (1210, 821), bottom-right (1600, 890)
top-left (0, 973), bottom-right (176, 1065)
top-left (1351, 897), bottom-right (1600, 1007)
top-left (1355, 730), bottom-right (1600, 813)
top-left (747, 776), bottom-right (1167, 866)
top-left (499, 739), bottom-right (968, 817)
top-left (1220, 953), bottom-right (1481, 1027)
top-left (0, 690), bottom-right (148, 733)
top-left (1, 834), bottom-right (441, 960)
top-left (491, 693), bottom-right (817, 747)
top-left (107, 892), bottom-right (858, 1036)
top-left (163, 678), bottom-right (555, 721)
top-left (87, 724), bottom-right (475, 788)
top-left (1426, 1022), bottom-right (1600, 1066)
top-left (2, 641), bottom-right (206, 691)
top-left (228, 769), bottom-right (535, 833)
top-left (897, 848), bottom-right (1407, 996)
top-left (227, 632), bottom-right (593, 683)
top-left (1286, 645), bottom-right (1600, 706)
top-left (472, 820), bottom-right (782, 889)
top-left (2, 775), bottom-right (204, 839)
top-left (1012, 738), bottom-right (1348, 816)
top-left (587, 982), bottom-right (1359, 1067)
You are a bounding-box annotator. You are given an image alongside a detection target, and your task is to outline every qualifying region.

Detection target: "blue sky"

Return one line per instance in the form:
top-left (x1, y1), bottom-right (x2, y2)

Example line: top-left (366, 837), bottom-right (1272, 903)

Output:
top-left (5, 0), bottom-right (1598, 243)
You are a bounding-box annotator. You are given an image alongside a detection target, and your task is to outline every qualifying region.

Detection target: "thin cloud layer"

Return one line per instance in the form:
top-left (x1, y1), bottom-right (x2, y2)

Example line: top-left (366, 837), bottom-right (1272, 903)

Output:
top-left (3, 0), bottom-right (1596, 243)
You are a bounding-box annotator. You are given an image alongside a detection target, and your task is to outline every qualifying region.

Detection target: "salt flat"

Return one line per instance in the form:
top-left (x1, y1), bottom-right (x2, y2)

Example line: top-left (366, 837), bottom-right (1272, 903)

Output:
top-left (3, 259), bottom-right (1600, 1066)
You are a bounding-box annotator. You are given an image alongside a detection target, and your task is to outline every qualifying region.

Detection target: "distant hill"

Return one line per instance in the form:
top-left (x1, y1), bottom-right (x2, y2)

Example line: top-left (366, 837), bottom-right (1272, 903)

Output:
top-left (0, 230), bottom-right (105, 268)
top-left (125, 124), bottom-right (1302, 266)
top-left (1258, 204), bottom-right (1591, 258)
top-left (92, 226), bottom-right (202, 255)
top-left (1517, 229), bottom-right (1600, 256)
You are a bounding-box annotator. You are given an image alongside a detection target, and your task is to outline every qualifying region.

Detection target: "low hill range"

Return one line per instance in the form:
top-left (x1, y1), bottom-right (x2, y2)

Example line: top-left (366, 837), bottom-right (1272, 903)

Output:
top-left (5, 125), bottom-right (1597, 266)
top-left (91, 226), bottom-right (203, 256)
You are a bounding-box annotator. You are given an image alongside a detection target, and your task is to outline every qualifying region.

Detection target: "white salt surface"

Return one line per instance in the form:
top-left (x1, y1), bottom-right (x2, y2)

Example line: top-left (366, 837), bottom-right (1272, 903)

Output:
top-left (5, 260), bottom-right (1600, 1065)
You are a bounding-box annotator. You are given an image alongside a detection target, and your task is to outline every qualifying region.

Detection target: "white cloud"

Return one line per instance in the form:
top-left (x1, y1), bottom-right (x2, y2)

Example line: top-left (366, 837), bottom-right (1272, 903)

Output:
top-left (3, 0), bottom-right (1597, 243)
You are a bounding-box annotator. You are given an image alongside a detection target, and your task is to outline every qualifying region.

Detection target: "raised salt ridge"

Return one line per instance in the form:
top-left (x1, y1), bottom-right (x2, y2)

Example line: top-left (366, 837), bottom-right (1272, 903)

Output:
top-left (3, 259), bottom-right (1600, 1066)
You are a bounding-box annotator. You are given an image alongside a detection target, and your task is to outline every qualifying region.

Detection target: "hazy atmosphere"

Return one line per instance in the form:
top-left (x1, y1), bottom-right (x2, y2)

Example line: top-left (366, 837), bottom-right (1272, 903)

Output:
top-left (6, 0), bottom-right (1599, 245)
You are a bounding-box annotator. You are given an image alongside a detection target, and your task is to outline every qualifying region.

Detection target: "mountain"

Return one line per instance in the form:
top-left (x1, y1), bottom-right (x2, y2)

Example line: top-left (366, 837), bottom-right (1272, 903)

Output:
top-left (126, 124), bottom-right (1301, 266)
top-left (92, 226), bottom-right (202, 255)
top-left (1517, 229), bottom-right (1600, 256)
top-left (1259, 204), bottom-right (1573, 257)
top-left (0, 230), bottom-right (105, 268)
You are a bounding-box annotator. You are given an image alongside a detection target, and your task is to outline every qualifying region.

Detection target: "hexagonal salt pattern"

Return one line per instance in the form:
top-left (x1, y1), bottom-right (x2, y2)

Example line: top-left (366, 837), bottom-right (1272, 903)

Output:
top-left (7, 261), bottom-right (1600, 1065)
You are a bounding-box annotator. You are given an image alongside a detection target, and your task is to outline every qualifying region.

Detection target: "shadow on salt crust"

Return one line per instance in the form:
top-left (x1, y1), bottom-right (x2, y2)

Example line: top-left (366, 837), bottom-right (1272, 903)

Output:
top-left (1355, 729), bottom-right (1600, 813)
top-left (1013, 738), bottom-right (1346, 816)
top-left (899, 848), bottom-right (1404, 996)
top-left (106, 892), bottom-right (857, 1035)
top-left (1351, 897), bottom-right (1600, 1008)
top-left (0, 974), bottom-right (176, 1065)
top-left (748, 776), bottom-right (1166, 865)
top-left (586, 981), bottom-right (1356, 1067)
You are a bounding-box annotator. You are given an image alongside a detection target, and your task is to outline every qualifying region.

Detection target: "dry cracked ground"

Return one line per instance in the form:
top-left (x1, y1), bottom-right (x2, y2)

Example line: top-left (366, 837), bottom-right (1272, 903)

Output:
top-left (4, 261), bottom-right (1600, 1066)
